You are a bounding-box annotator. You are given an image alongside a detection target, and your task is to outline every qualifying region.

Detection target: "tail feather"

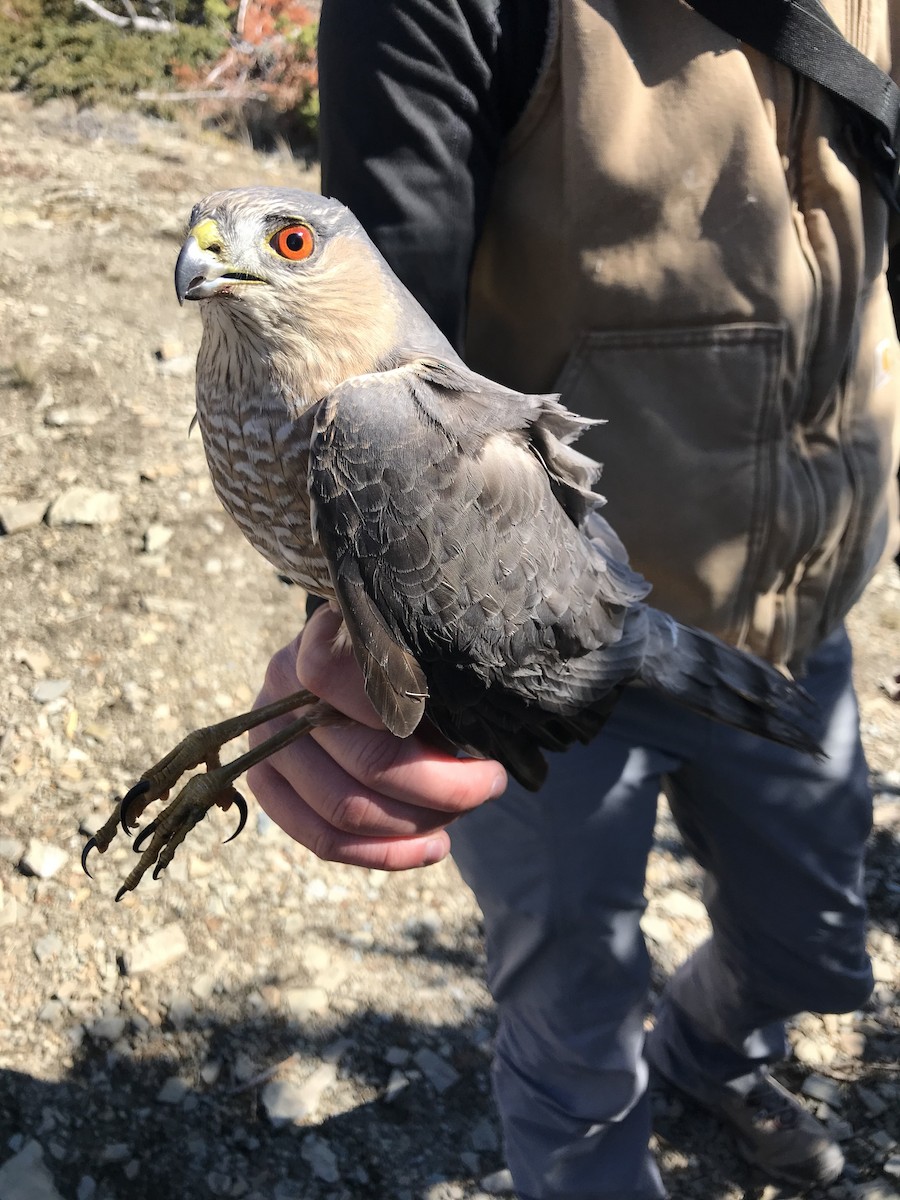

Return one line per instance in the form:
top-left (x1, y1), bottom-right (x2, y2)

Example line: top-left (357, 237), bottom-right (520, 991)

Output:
top-left (638, 608), bottom-right (822, 756)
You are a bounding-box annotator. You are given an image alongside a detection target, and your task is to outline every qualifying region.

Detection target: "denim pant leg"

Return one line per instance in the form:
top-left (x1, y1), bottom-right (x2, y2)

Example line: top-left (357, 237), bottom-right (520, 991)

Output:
top-left (647, 626), bottom-right (874, 1101)
top-left (450, 709), bottom-right (679, 1200)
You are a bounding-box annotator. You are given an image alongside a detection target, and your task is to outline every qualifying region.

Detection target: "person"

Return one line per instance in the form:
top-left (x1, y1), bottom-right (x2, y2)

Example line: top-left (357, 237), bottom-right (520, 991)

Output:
top-left (247, 3), bottom-right (900, 1197)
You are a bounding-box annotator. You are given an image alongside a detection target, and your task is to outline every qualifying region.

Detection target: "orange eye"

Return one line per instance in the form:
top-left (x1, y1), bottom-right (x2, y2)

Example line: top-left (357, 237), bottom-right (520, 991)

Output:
top-left (270, 224), bottom-right (314, 261)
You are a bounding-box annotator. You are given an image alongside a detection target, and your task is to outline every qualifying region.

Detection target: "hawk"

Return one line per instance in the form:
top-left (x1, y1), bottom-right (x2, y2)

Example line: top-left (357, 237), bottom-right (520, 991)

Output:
top-left (84, 187), bottom-right (818, 896)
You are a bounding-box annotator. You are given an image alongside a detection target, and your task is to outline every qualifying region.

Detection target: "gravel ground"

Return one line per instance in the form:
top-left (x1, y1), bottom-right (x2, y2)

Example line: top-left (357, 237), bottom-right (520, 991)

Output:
top-left (0, 94), bottom-right (898, 1200)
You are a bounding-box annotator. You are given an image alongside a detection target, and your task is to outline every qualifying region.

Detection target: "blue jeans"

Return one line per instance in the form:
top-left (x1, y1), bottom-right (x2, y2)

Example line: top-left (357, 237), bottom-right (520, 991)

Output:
top-left (450, 626), bottom-right (873, 1200)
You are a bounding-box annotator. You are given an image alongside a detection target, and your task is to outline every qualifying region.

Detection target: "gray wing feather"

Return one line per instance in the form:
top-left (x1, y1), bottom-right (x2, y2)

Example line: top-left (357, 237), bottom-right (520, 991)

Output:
top-left (309, 359), bottom-right (649, 738)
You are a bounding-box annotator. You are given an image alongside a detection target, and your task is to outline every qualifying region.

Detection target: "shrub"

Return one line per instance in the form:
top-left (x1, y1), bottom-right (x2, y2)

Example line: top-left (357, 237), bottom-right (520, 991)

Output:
top-left (0, 0), bottom-right (319, 144)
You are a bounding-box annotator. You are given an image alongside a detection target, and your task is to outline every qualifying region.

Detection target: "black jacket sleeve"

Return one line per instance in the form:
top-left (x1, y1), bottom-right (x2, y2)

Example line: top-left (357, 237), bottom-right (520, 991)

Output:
top-left (317, 0), bottom-right (547, 348)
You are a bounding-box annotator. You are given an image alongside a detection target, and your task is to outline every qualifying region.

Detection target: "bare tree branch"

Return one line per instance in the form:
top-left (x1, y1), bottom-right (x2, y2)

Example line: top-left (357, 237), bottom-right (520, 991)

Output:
top-left (136, 87), bottom-right (269, 103)
top-left (74, 0), bottom-right (175, 33)
top-left (235, 0), bottom-right (251, 38)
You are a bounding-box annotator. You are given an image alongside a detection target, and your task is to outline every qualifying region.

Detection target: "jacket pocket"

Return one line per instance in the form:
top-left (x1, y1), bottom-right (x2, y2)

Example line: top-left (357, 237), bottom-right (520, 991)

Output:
top-left (554, 323), bottom-right (808, 655)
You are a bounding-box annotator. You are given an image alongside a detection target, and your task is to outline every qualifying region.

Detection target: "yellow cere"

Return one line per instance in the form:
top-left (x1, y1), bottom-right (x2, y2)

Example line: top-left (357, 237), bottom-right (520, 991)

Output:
top-left (190, 218), bottom-right (224, 252)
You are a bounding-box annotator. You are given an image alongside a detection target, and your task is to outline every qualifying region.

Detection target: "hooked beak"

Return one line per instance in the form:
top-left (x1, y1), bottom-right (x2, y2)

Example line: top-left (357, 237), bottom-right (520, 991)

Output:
top-left (174, 218), bottom-right (264, 305)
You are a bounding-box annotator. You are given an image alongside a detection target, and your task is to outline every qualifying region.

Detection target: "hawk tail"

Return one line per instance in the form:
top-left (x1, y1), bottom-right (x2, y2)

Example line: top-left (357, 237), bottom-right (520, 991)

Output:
top-left (638, 608), bottom-right (822, 756)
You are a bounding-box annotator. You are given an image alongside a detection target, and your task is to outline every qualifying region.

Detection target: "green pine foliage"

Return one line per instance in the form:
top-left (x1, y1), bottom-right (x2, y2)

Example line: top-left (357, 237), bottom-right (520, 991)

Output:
top-left (0, 18), bottom-right (224, 105)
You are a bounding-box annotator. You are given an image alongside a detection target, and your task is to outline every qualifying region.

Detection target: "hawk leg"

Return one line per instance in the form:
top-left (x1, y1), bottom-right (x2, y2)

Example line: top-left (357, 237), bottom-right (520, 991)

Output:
top-left (82, 690), bottom-right (347, 899)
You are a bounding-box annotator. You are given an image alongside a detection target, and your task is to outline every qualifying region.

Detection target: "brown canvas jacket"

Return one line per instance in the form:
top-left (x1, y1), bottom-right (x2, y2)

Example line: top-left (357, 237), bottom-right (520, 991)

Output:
top-left (465, 0), bottom-right (900, 669)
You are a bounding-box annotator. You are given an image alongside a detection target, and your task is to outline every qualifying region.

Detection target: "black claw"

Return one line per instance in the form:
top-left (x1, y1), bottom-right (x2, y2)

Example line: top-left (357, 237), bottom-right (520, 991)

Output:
top-left (133, 817), bottom-right (161, 853)
top-left (115, 883), bottom-right (130, 902)
top-left (152, 860), bottom-right (166, 881)
top-left (81, 837), bottom-right (98, 878)
top-left (120, 780), bottom-right (150, 833)
top-left (223, 791), bottom-right (248, 844)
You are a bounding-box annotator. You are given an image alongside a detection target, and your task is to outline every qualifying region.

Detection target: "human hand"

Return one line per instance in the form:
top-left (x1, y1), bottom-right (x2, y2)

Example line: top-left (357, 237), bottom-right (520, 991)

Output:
top-left (246, 605), bottom-right (507, 869)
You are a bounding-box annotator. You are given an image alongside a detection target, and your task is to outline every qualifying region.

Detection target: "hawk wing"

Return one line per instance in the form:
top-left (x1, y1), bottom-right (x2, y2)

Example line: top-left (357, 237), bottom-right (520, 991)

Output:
top-left (308, 357), bottom-right (651, 751)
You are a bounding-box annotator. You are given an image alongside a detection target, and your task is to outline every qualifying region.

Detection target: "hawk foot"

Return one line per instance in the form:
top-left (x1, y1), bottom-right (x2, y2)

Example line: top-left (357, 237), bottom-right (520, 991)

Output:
top-left (82, 689), bottom-right (346, 898)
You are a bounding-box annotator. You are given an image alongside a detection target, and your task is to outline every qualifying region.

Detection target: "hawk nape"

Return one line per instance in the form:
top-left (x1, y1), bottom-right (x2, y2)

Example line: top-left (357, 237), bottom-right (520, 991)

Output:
top-left (83, 187), bottom-right (820, 898)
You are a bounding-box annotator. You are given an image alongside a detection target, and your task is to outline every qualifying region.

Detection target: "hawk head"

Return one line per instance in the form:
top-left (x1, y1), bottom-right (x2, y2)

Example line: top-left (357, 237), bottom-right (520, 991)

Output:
top-left (174, 187), bottom-right (366, 306)
top-left (175, 187), bottom-right (408, 399)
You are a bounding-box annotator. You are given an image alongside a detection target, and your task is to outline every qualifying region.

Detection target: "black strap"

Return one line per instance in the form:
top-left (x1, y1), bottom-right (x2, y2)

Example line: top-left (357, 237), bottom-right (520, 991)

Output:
top-left (685, 0), bottom-right (900, 209)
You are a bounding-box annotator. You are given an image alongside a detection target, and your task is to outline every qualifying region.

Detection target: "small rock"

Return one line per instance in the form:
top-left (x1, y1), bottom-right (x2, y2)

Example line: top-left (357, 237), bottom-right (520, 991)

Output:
top-left (200, 1060), bottom-right (221, 1086)
top-left (166, 993), bottom-right (193, 1030)
top-left (15, 647), bottom-right (52, 676)
top-left (300, 1135), bottom-right (340, 1184)
top-left (871, 957), bottom-right (896, 985)
top-left (143, 523), bottom-right (173, 553)
top-left (304, 878), bottom-right (329, 902)
top-left (156, 338), bottom-right (186, 361)
top-left (641, 914), bottom-right (673, 945)
top-left (856, 1085), bottom-right (888, 1118)
top-left (31, 680), bottom-right (71, 704)
top-left (0, 499), bottom-right (49, 534)
top-left (191, 973), bottom-right (217, 1002)
top-left (470, 1118), bottom-right (500, 1153)
top-left (480, 1168), bottom-right (515, 1195)
top-left (81, 722), bottom-right (113, 744)
top-left (656, 889), bottom-right (708, 921)
top-left (47, 488), bottom-right (121, 527)
top-left (384, 1046), bottom-right (410, 1066)
top-left (792, 1036), bottom-right (835, 1067)
top-left (100, 1144), bottom-right (129, 1165)
top-left (43, 406), bottom-right (103, 428)
top-left (20, 840), bottom-right (68, 880)
top-left (828, 1117), bottom-right (854, 1142)
top-left (38, 1000), bottom-right (64, 1025)
top-left (414, 1048), bottom-right (460, 1094)
top-left (296, 1062), bottom-right (338, 1112)
top-left (262, 1079), bottom-right (312, 1127)
top-left (33, 934), bottom-right (63, 963)
top-left (283, 987), bottom-right (329, 1019)
top-left (0, 1139), bottom-right (66, 1200)
top-left (88, 1016), bottom-right (126, 1042)
top-left (383, 1070), bottom-right (409, 1103)
top-left (838, 1031), bottom-right (866, 1057)
top-left (802, 1074), bottom-right (843, 1108)
top-left (121, 922), bottom-right (188, 975)
top-left (884, 1156), bottom-right (900, 1179)
top-left (298, 943), bottom-right (332, 974)
top-left (0, 837), bottom-right (25, 863)
top-left (155, 354), bottom-right (194, 377)
top-left (232, 1054), bottom-right (257, 1084)
top-left (76, 1176), bottom-right (97, 1200)
top-left (156, 1077), bottom-right (190, 1105)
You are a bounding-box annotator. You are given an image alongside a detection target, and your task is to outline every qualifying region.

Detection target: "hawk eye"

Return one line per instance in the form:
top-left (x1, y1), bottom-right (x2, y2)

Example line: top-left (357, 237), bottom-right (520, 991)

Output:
top-left (270, 224), bottom-right (314, 261)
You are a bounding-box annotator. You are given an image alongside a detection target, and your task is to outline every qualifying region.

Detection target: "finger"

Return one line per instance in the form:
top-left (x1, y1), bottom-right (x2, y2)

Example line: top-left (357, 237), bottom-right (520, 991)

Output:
top-left (308, 722), bottom-right (506, 813)
top-left (249, 760), bottom-right (451, 870)
top-left (250, 732), bottom-right (461, 838)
